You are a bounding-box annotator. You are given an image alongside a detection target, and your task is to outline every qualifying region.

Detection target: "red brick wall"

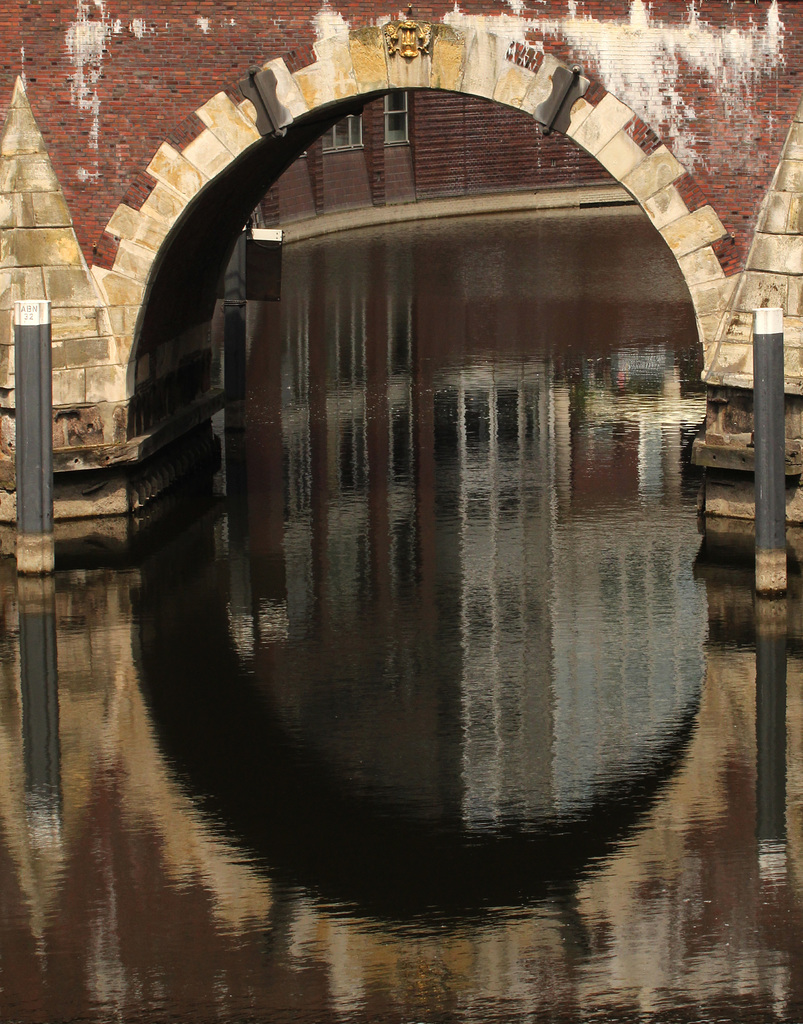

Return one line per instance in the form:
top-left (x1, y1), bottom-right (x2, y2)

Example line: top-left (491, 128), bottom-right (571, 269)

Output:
top-left (1, 1), bottom-right (799, 271)
top-left (412, 92), bottom-right (610, 200)
top-left (260, 92), bottom-right (611, 225)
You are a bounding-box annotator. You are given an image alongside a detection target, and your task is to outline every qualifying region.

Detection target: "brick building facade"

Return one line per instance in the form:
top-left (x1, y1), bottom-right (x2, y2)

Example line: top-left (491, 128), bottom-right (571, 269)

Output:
top-left (260, 90), bottom-right (612, 225)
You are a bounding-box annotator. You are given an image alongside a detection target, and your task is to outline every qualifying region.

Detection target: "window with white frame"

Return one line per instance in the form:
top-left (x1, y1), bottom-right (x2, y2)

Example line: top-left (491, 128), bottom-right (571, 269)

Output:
top-left (322, 114), bottom-right (363, 152)
top-left (384, 92), bottom-right (408, 145)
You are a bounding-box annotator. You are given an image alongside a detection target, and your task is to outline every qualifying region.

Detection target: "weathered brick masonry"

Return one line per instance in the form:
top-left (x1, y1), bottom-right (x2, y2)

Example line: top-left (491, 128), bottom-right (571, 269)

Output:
top-left (1, 1), bottom-right (802, 520)
top-left (2, 2), bottom-right (795, 267)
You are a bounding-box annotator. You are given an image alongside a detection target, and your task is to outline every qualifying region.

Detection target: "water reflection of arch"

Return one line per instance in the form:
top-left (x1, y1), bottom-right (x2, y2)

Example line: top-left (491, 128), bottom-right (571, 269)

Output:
top-left (133, 224), bottom-right (709, 916)
top-left (242, 220), bottom-right (706, 822)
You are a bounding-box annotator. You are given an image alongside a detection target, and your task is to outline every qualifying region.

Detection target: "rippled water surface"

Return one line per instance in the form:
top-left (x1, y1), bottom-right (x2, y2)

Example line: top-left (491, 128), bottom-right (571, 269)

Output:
top-left (2, 209), bottom-right (802, 1022)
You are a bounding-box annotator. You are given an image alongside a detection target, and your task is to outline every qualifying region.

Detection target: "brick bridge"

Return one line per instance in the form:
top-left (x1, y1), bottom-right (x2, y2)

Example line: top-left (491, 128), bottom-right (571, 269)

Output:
top-left (1, 1), bottom-right (801, 520)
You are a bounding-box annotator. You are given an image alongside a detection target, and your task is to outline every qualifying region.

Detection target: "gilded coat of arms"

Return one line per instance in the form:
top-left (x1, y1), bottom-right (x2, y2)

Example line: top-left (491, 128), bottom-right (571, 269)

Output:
top-left (384, 18), bottom-right (431, 60)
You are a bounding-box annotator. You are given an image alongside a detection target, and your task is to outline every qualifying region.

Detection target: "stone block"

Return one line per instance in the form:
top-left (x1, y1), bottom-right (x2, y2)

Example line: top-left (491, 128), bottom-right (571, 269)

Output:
top-left (0, 227), bottom-right (83, 269)
top-left (263, 58), bottom-right (309, 120)
top-left (112, 240), bottom-right (156, 285)
top-left (86, 363), bottom-right (127, 404)
top-left (747, 233), bottom-right (803, 275)
top-left (386, 50), bottom-right (431, 91)
top-left (783, 122), bottom-right (803, 161)
top-left (761, 191), bottom-right (792, 234)
top-left (0, 267), bottom-right (46, 309)
top-left (106, 204), bottom-right (169, 252)
top-left (788, 195), bottom-right (803, 234)
top-left (139, 184), bottom-right (185, 227)
top-left (52, 368), bottom-right (86, 406)
top-left (196, 93), bottom-right (261, 156)
top-left (493, 64), bottom-right (534, 110)
top-left (53, 406), bottom-right (108, 450)
top-left (678, 247), bottom-right (726, 288)
top-left (461, 27), bottom-right (509, 101)
top-left (775, 159), bottom-right (803, 194)
top-left (294, 39), bottom-right (358, 106)
top-left (596, 129), bottom-right (646, 182)
top-left (0, 309), bottom-right (12, 349)
top-left (722, 310), bottom-right (753, 343)
top-left (733, 271), bottom-right (789, 313)
top-left (784, 316), bottom-right (803, 346)
top-left (107, 304), bottom-right (141, 338)
top-left (789, 276), bottom-right (803, 317)
top-left (565, 96), bottom-right (594, 136)
top-left (431, 24), bottom-right (467, 92)
top-left (784, 347), bottom-right (803, 378)
top-left (660, 206), bottom-right (727, 258)
top-left (51, 307), bottom-right (101, 342)
top-left (713, 341), bottom-right (753, 376)
top-left (0, 343), bottom-right (15, 388)
top-left (62, 335), bottom-right (110, 368)
top-left (689, 276), bottom-right (738, 319)
top-left (147, 143), bottom-right (206, 200)
top-left (621, 145), bottom-right (684, 203)
top-left (43, 265), bottom-right (101, 306)
top-left (1, 106), bottom-right (47, 157)
top-left (0, 154), bottom-right (60, 195)
top-left (520, 55), bottom-right (562, 118)
top-left (0, 194), bottom-right (12, 229)
top-left (31, 192), bottom-right (71, 228)
top-left (569, 93), bottom-right (634, 157)
top-left (349, 27), bottom-right (389, 93)
top-left (91, 268), bottom-right (144, 307)
top-left (696, 313), bottom-right (723, 348)
top-left (181, 130), bottom-right (234, 179)
top-left (51, 339), bottom-right (65, 369)
top-left (9, 193), bottom-right (36, 228)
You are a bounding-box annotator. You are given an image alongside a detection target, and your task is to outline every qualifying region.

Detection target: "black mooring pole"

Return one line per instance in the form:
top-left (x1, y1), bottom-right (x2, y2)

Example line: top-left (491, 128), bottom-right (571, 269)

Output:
top-left (224, 230), bottom-right (247, 431)
top-left (14, 299), bottom-right (54, 575)
top-left (18, 575), bottom-right (61, 836)
top-left (753, 307), bottom-right (786, 596)
top-left (755, 596), bottom-right (787, 881)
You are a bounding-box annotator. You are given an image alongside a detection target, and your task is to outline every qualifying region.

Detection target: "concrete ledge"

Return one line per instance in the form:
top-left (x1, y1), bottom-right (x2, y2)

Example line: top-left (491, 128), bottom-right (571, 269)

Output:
top-left (52, 388), bottom-right (224, 473)
top-left (692, 437), bottom-right (803, 475)
top-left (279, 184), bottom-right (635, 244)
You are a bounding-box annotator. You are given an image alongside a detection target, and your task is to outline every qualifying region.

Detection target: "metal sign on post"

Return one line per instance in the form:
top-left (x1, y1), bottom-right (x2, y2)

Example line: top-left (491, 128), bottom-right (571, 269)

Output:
top-left (753, 307), bottom-right (787, 596)
top-left (14, 299), bottom-right (54, 575)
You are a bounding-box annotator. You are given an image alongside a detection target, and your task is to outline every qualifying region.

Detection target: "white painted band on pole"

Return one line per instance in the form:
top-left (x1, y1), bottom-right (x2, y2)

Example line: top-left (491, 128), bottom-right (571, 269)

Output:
top-left (14, 300), bottom-right (51, 327)
top-left (754, 307), bottom-right (783, 336)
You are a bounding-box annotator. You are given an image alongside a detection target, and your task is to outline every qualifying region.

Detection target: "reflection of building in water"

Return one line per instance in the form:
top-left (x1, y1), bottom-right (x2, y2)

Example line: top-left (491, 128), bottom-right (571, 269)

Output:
top-left (549, 349), bottom-right (707, 812)
top-left (266, 238), bottom-right (708, 827)
top-left (450, 362), bottom-right (555, 826)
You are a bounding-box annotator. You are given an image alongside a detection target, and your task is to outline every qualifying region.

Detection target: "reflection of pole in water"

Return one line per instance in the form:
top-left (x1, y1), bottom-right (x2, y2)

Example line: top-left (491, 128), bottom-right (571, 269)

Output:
top-left (18, 576), bottom-right (61, 844)
top-left (755, 596), bottom-right (787, 880)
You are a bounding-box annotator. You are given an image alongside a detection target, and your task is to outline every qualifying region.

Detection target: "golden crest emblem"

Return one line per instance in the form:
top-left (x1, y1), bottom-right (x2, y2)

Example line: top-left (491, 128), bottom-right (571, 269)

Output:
top-left (384, 18), bottom-right (431, 60)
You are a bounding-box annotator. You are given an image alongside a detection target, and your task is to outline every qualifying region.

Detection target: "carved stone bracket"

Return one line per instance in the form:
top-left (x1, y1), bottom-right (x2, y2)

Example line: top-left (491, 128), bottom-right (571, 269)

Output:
top-left (384, 19), bottom-right (431, 60)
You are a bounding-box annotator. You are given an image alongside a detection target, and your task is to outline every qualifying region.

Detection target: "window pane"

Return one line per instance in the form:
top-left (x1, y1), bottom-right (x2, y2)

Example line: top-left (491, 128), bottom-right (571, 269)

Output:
top-left (386, 113), bottom-right (407, 144)
top-left (335, 120), bottom-right (350, 148)
top-left (348, 115), bottom-right (362, 147)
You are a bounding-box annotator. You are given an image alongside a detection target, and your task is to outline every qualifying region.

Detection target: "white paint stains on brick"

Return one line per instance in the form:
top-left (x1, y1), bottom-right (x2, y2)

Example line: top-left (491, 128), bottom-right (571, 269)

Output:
top-left (313, 6), bottom-right (350, 42)
top-left (129, 19), bottom-right (151, 39)
top-left (440, 2), bottom-right (784, 173)
top-left (538, 0), bottom-right (785, 171)
top-left (65, 0), bottom-right (111, 156)
top-left (196, 16), bottom-right (210, 34)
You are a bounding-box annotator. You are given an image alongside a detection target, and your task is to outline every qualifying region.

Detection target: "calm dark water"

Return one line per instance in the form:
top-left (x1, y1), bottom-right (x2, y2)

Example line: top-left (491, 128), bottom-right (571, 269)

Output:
top-left (2, 209), bottom-right (802, 1022)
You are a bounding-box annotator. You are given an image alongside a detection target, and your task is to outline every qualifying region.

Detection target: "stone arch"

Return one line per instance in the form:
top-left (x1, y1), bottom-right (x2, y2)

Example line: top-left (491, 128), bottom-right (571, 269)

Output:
top-left (92, 20), bottom-right (738, 440)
